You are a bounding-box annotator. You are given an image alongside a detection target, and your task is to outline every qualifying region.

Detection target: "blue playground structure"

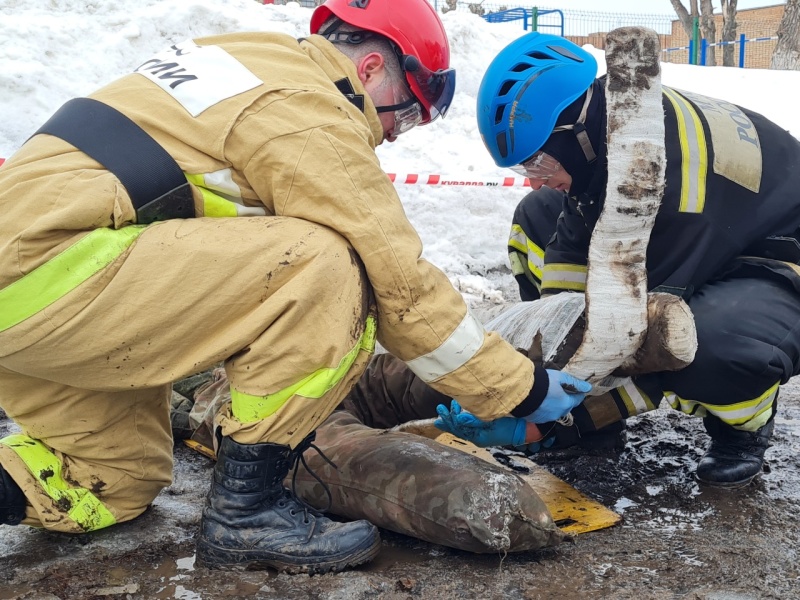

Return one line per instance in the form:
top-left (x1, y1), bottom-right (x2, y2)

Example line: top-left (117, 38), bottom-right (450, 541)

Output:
top-left (483, 7), bottom-right (564, 35)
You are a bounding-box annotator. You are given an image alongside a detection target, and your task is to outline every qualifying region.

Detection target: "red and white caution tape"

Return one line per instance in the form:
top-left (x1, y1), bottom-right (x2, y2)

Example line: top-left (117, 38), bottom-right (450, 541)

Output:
top-left (0, 159), bottom-right (532, 190)
top-left (387, 173), bottom-right (530, 187)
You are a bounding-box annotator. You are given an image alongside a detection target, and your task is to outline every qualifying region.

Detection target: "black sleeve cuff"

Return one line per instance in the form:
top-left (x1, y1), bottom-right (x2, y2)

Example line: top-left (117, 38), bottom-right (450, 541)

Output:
top-left (511, 364), bottom-right (549, 417)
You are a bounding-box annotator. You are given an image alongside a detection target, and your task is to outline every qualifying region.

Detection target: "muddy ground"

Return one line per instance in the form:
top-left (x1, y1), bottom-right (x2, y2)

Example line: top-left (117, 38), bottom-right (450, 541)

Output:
top-left (3, 302), bottom-right (800, 599)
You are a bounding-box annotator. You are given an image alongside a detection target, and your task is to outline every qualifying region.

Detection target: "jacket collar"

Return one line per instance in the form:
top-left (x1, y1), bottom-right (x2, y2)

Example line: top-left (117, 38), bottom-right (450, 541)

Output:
top-left (299, 35), bottom-right (385, 147)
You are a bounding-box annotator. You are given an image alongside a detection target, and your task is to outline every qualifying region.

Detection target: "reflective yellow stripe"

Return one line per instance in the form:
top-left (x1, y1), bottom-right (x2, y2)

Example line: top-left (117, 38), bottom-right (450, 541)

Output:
top-left (0, 434), bottom-right (116, 531)
top-left (541, 263), bottom-right (587, 292)
top-left (185, 173), bottom-right (239, 218)
top-left (527, 245), bottom-right (545, 280)
top-left (186, 168), bottom-right (241, 197)
top-left (663, 87), bottom-right (708, 213)
top-left (509, 224), bottom-right (544, 283)
top-left (231, 316), bottom-right (377, 423)
top-left (508, 251), bottom-right (526, 277)
top-left (508, 224), bottom-right (528, 255)
top-left (186, 172), bottom-right (266, 218)
top-left (0, 226), bottom-right (146, 333)
top-left (406, 309), bottom-right (485, 383)
top-left (199, 187), bottom-right (239, 217)
top-left (617, 381), bottom-right (655, 416)
top-left (666, 381), bottom-right (778, 431)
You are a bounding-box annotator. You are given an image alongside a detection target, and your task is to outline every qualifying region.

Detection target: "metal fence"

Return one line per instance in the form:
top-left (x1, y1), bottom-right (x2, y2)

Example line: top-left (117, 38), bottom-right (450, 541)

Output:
top-left (262, 0), bottom-right (782, 69)
top-left (659, 15), bottom-right (780, 69)
top-left (471, 4), bottom-right (675, 36)
top-left (471, 4), bottom-right (781, 69)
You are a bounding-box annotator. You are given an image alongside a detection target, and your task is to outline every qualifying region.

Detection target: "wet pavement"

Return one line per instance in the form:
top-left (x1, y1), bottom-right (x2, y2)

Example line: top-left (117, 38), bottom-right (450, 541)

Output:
top-left (2, 378), bottom-right (800, 599)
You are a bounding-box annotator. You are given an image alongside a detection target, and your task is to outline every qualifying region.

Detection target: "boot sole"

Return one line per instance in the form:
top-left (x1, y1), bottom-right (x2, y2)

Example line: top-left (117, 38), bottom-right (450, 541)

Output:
top-left (195, 529), bottom-right (382, 575)
top-left (694, 471), bottom-right (759, 489)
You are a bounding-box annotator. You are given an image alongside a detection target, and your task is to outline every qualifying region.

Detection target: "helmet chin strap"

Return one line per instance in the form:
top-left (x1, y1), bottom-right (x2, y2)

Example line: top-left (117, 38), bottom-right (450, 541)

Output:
top-left (552, 85), bottom-right (596, 163)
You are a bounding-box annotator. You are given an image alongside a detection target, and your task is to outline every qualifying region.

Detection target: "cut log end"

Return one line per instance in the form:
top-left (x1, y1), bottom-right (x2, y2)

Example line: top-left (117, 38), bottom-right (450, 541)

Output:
top-left (614, 293), bottom-right (697, 376)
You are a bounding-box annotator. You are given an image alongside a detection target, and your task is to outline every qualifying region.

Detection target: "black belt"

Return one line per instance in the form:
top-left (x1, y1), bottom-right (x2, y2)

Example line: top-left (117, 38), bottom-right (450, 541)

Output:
top-left (34, 97), bottom-right (195, 224)
top-left (744, 235), bottom-right (800, 264)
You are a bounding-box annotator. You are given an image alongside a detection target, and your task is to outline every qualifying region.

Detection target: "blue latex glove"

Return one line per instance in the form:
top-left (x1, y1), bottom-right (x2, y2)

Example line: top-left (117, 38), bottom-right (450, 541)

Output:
top-left (526, 369), bottom-right (592, 423)
top-left (434, 399), bottom-right (527, 448)
top-left (526, 436), bottom-right (556, 455)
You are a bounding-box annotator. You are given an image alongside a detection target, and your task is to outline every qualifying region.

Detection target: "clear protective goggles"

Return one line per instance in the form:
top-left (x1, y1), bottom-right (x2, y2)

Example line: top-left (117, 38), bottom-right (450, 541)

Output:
top-left (376, 77), bottom-right (423, 137)
top-left (510, 151), bottom-right (563, 180)
top-left (392, 98), bottom-right (423, 135)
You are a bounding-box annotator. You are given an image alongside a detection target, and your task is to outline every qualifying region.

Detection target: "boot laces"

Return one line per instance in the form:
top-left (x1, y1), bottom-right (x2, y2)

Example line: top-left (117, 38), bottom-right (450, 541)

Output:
top-left (287, 433), bottom-right (338, 521)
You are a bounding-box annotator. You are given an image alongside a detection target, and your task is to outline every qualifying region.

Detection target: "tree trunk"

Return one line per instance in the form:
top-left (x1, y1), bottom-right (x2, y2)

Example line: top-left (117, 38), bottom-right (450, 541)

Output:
top-left (699, 0), bottom-right (717, 65)
top-left (669, 0), bottom-right (698, 38)
top-left (720, 0), bottom-right (739, 67)
top-left (771, 0), bottom-right (800, 70)
top-left (563, 27), bottom-right (668, 383)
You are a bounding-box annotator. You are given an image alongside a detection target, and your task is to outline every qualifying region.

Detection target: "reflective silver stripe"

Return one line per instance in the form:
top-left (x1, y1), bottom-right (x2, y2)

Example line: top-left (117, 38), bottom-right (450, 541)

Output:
top-left (542, 263), bottom-right (587, 291)
top-left (666, 382), bottom-right (778, 430)
top-left (405, 310), bottom-right (485, 383)
top-left (508, 225), bottom-right (527, 253)
top-left (186, 170), bottom-right (267, 218)
top-left (663, 87), bottom-right (707, 213)
top-left (509, 224), bottom-right (544, 280)
top-left (618, 380), bottom-right (652, 415)
top-left (527, 245), bottom-right (544, 280)
top-left (202, 168), bottom-right (241, 197)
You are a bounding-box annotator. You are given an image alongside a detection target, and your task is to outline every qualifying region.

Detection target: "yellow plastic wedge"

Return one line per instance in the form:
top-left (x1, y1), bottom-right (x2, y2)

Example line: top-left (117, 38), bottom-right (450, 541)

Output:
top-left (433, 432), bottom-right (621, 536)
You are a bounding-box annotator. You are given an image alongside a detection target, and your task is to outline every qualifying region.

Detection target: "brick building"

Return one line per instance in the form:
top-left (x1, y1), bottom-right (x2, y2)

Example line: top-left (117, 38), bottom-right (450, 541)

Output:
top-left (568, 4), bottom-right (786, 69)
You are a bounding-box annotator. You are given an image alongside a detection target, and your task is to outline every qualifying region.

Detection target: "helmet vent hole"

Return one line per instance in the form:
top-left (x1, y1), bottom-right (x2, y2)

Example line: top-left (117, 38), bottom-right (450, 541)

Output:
top-left (498, 81), bottom-right (515, 96)
top-left (510, 63), bottom-right (530, 73)
top-left (525, 51), bottom-right (553, 61)
top-left (494, 105), bottom-right (505, 126)
top-left (495, 133), bottom-right (508, 158)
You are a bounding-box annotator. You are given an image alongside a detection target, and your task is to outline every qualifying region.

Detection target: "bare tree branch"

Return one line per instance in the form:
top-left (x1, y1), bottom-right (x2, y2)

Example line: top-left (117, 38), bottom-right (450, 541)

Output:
top-left (669, 0), bottom-right (698, 38)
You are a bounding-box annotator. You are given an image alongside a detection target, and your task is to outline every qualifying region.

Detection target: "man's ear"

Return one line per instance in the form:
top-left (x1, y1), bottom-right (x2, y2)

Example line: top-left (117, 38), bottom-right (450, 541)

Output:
top-left (356, 52), bottom-right (386, 86)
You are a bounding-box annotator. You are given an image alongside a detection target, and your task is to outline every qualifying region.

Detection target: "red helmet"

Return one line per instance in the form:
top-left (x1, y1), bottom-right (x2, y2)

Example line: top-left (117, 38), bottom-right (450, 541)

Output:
top-left (310, 0), bottom-right (455, 125)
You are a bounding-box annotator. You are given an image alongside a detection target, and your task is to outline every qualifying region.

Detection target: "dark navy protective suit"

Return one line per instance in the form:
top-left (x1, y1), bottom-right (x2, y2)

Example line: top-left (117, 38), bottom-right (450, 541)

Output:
top-left (508, 86), bottom-right (800, 431)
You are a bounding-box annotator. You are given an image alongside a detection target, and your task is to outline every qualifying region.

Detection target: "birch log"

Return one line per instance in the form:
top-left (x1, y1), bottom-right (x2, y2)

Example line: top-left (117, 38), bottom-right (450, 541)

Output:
top-left (563, 27), bottom-right (669, 383)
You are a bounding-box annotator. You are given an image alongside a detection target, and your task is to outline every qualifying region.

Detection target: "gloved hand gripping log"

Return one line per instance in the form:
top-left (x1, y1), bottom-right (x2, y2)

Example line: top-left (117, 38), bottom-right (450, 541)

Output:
top-left (434, 369), bottom-right (592, 448)
top-left (434, 28), bottom-right (701, 453)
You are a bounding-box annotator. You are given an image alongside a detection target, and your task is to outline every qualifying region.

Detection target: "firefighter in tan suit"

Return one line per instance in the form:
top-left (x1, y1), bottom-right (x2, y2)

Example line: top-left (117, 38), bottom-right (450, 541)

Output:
top-left (0, 0), bottom-right (589, 574)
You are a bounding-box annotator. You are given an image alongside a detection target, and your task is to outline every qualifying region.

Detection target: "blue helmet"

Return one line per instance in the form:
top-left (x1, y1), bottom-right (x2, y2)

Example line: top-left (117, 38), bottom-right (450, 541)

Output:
top-left (477, 33), bottom-right (598, 168)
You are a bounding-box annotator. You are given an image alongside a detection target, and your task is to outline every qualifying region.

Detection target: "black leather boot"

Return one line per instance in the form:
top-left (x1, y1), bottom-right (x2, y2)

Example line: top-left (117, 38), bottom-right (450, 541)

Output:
top-left (695, 415), bottom-right (774, 488)
top-left (196, 434), bottom-right (380, 574)
top-left (1, 463), bottom-right (26, 525)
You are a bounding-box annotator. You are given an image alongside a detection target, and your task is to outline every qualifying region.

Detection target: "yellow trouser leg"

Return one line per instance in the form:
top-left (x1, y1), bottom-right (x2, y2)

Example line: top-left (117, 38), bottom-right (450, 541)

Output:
top-left (0, 368), bottom-right (172, 532)
top-left (0, 217), bottom-right (375, 530)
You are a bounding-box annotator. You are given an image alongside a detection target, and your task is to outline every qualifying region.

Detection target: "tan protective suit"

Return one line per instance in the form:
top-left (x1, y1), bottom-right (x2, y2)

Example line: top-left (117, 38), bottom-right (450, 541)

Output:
top-left (0, 33), bottom-right (534, 532)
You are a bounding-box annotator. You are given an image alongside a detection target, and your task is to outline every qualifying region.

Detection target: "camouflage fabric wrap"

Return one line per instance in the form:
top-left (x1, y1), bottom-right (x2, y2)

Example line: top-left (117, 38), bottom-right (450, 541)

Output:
top-left (292, 411), bottom-right (566, 553)
top-left (177, 366), bottom-right (567, 553)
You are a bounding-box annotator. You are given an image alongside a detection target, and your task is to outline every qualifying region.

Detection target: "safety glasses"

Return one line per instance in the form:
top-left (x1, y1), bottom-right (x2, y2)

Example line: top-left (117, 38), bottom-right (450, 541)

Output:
top-left (510, 151), bottom-right (563, 180)
top-left (376, 83), bottom-right (424, 137)
top-left (393, 98), bottom-right (423, 135)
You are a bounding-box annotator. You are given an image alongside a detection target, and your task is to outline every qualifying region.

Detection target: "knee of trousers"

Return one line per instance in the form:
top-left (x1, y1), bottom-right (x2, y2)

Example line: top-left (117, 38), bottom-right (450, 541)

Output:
top-left (662, 325), bottom-right (779, 402)
top-left (292, 225), bottom-right (373, 323)
top-left (0, 440), bottom-right (173, 532)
